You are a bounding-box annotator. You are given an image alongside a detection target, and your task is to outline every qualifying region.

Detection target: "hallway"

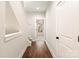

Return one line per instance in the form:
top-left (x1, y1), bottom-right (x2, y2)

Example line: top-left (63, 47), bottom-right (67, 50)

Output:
top-left (22, 40), bottom-right (53, 58)
top-left (0, 1), bottom-right (79, 58)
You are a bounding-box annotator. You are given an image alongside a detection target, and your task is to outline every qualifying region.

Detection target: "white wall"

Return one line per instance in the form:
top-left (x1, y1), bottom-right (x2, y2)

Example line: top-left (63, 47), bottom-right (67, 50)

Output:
top-left (45, 2), bottom-right (57, 57)
top-left (0, 1), bottom-right (30, 58)
top-left (6, 2), bottom-right (19, 34)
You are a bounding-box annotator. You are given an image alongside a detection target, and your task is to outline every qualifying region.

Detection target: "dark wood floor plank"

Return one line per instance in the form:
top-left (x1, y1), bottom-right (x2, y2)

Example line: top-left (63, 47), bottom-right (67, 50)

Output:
top-left (22, 41), bottom-right (53, 58)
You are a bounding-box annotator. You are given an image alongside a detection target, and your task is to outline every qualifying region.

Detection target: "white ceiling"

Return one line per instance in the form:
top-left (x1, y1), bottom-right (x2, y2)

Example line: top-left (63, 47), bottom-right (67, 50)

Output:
top-left (23, 1), bottom-right (51, 12)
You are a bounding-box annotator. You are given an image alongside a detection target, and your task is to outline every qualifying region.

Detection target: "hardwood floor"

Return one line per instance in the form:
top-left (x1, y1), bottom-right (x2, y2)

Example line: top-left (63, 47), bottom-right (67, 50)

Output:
top-left (22, 40), bottom-right (53, 58)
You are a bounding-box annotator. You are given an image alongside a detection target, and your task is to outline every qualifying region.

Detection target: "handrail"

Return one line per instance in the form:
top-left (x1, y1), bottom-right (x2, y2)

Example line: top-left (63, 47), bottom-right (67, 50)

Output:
top-left (5, 32), bottom-right (22, 42)
top-left (5, 32), bottom-right (20, 38)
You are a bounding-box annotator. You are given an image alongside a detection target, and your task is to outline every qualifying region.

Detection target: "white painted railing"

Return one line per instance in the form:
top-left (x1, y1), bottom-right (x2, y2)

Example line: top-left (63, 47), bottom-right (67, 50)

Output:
top-left (5, 32), bottom-right (22, 42)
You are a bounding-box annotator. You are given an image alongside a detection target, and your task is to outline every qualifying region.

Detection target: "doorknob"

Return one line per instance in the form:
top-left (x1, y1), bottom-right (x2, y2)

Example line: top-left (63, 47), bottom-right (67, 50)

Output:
top-left (78, 36), bottom-right (79, 42)
top-left (56, 37), bottom-right (59, 40)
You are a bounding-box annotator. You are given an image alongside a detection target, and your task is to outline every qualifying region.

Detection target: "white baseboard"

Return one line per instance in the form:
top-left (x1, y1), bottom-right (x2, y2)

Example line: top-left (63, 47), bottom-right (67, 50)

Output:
top-left (45, 40), bottom-right (56, 58)
top-left (18, 42), bottom-right (32, 58)
top-left (18, 44), bottom-right (28, 58)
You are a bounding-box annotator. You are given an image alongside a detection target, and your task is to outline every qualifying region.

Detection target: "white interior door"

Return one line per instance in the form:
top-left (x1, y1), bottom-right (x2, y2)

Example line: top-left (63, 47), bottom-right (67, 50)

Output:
top-left (56, 1), bottom-right (79, 57)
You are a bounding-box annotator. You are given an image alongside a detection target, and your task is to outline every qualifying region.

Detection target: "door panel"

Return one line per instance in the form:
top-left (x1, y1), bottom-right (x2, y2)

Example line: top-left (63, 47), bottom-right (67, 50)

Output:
top-left (56, 1), bottom-right (79, 57)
